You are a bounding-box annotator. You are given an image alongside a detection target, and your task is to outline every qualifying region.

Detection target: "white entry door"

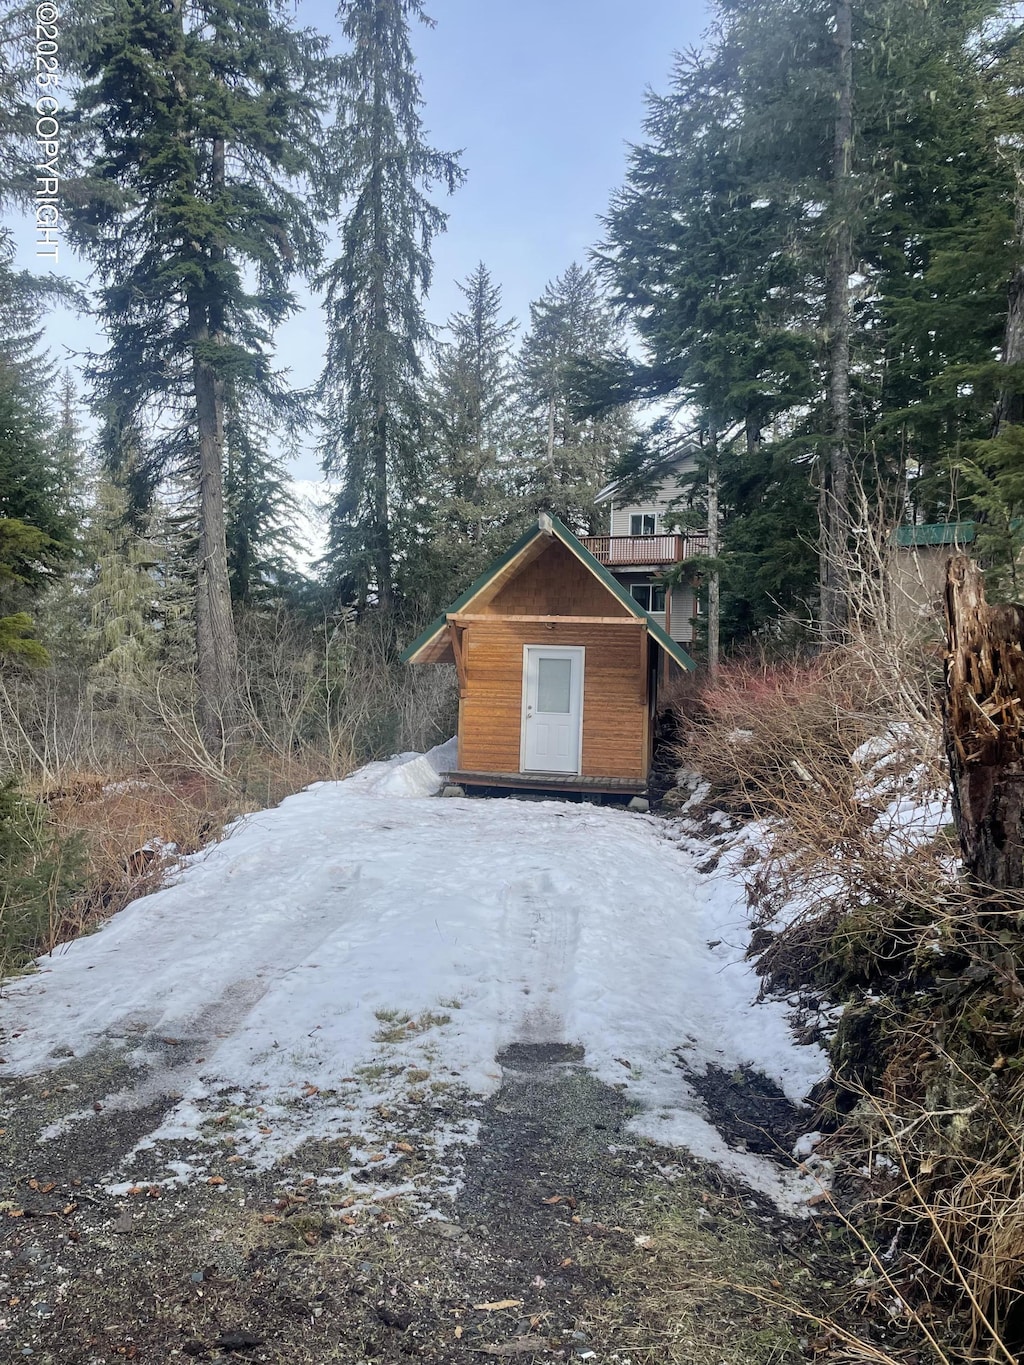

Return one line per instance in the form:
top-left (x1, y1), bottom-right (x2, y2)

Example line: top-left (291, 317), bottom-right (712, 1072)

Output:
top-left (520, 646), bottom-right (584, 774)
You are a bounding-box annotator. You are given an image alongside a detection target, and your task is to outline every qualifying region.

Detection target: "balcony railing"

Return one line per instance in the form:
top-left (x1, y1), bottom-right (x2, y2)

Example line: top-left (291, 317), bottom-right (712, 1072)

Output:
top-left (580, 533), bottom-right (709, 566)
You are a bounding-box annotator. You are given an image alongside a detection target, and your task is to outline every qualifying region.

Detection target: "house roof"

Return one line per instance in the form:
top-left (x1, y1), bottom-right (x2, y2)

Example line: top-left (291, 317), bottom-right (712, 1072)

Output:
top-left (894, 521), bottom-right (976, 548)
top-left (401, 513), bottom-right (697, 672)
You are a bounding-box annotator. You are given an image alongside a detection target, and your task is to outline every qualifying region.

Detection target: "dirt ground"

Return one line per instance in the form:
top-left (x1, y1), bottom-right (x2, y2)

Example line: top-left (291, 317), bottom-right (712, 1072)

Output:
top-left (0, 1033), bottom-right (845, 1365)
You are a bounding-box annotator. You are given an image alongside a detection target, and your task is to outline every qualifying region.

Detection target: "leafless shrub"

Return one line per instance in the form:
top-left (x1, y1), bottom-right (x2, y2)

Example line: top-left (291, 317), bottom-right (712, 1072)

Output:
top-left (0, 610), bottom-right (457, 964)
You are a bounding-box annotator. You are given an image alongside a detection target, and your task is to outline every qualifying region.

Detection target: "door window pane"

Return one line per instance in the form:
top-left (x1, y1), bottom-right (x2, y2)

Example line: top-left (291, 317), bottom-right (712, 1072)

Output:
top-left (537, 657), bottom-right (572, 713)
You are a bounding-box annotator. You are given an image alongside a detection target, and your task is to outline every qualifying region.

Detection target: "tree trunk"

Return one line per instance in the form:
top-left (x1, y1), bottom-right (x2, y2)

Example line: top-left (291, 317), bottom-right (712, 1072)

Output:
top-left (706, 439), bottom-right (720, 677)
top-left (372, 392), bottom-right (393, 612)
top-left (943, 555), bottom-right (1024, 889)
top-left (369, 58), bottom-right (393, 613)
top-left (994, 183), bottom-right (1024, 437)
top-left (820, 0), bottom-right (854, 644)
top-left (192, 310), bottom-right (239, 756)
top-left (190, 132), bottom-right (239, 757)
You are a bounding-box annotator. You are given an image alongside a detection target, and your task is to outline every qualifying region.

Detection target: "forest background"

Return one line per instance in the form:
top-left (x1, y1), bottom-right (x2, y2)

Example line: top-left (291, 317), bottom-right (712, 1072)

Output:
top-left (7, 3), bottom-right (1024, 1358)
top-left (1, 0), bottom-right (1023, 946)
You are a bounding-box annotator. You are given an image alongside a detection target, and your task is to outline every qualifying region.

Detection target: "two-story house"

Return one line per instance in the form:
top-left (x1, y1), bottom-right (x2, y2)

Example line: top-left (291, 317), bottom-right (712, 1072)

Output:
top-left (580, 456), bottom-right (707, 654)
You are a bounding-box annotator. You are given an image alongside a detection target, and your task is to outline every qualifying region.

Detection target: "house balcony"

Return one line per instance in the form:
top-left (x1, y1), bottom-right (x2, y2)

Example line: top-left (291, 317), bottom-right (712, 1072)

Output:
top-left (580, 533), bottom-right (709, 567)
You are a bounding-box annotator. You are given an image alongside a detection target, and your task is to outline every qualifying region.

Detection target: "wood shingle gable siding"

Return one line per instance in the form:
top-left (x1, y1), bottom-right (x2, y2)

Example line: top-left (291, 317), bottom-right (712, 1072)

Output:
top-left (487, 538), bottom-right (634, 618)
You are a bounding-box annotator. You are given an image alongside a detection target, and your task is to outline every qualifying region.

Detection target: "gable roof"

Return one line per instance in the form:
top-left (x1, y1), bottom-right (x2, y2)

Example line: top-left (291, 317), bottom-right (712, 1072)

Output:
top-left (402, 513), bottom-right (696, 671)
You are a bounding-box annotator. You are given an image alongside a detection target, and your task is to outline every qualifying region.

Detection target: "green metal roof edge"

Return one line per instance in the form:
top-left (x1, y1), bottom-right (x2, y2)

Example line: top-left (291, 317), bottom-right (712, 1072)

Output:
top-left (646, 612), bottom-right (698, 672)
top-left (544, 515), bottom-right (698, 672)
top-left (894, 520), bottom-right (976, 548)
top-left (400, 610), bottom-right (448, 664)
top-left (401, 514), bottom-right (696, 672)
top-left (399, 521), bottom-right (550, 662)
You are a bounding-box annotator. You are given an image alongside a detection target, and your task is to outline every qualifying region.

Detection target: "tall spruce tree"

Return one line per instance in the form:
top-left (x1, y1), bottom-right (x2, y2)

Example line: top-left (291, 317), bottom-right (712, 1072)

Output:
top-left (595, 0), bottom-right (1010, 648)
top-left (595, 43), bottom-right (817, 650)
top-left (416, 263), bottom-right (521, 611)
top-left (318, 0), bottom-right (463, 615)
top-left (518, 264), bottom-right (630, 533)
top-left (85, 473), bottom-right (161, 687)
top-left (942, 17), bottom-right (1024, 591)
top-left (858, 5), bottom-right (1008, 521)
top-left (718, 0), bottom-right (1010, 632)
top-left (66, 0), bottom-right (326, 750)
top-left (224, 392), bottom-right (302, 606)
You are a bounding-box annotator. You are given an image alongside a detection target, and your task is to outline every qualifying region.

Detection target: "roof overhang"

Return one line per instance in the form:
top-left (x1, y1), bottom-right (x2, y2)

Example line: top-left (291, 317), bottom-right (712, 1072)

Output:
top-left (893, 521), bottom-right (976, 549)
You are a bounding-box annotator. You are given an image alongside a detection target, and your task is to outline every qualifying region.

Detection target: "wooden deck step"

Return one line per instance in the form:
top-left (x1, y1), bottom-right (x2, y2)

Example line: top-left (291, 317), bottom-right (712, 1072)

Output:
top-left (443, 770), bottom-right (647, 796)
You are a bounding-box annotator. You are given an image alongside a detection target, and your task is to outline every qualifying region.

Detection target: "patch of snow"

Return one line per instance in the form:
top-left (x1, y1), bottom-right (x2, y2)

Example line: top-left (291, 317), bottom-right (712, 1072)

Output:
top-left (850, 725), bottom-right (914, 771)
top-left (793, 1131), bottom-right (824, 1160)
top-left (876, 784), bottom-right (951, 855)
top-left (0, 744), bottom-right (825, 1213)
top-left (725, 728), bottom-right (754, 745)
top-left (670, 770), bottom-right (712, 815)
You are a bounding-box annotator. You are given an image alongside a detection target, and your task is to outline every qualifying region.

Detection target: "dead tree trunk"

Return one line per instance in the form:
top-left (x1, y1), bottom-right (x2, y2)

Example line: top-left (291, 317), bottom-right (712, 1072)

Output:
top-left (706, 437), bottom-right (720, 677)
top-left (943, 555), bottom-right (1024, 888)
top-left (819, 0), bottom-right (854, 645)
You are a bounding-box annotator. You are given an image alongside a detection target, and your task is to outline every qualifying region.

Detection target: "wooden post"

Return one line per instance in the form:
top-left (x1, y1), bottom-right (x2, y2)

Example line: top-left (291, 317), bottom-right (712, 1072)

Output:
top-left (663, 586), bottom-right (672, 689)
top-left (943, 555), bottom-right (1024, 888)
top-left (447, 621), bottom-right (468, 700)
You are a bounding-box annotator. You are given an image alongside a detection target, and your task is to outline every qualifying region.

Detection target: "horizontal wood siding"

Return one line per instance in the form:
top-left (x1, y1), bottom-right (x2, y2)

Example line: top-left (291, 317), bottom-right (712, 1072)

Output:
top-left (487, 538), bottom-right (631, 619)
top-left (459, 619), bottom-right (647, 780)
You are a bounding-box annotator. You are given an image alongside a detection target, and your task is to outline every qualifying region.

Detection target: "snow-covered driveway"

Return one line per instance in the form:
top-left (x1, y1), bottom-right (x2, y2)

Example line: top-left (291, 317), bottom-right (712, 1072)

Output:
top-left (0, 746), bottom-right (825, 1208)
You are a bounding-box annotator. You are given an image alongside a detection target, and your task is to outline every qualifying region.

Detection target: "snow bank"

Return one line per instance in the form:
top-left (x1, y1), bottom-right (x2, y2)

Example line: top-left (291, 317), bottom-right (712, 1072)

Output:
top-left (328, 736), bottom-right (458, 799)
top-left (0, 744), bottom-right (825, 1212)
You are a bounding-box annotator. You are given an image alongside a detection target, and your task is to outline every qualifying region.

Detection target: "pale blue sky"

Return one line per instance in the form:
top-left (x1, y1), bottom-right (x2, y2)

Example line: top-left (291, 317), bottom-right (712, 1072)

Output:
top-left (12, 0), bottom-right (711, 481)
top-left (405, 0), bottom-right (710, 326)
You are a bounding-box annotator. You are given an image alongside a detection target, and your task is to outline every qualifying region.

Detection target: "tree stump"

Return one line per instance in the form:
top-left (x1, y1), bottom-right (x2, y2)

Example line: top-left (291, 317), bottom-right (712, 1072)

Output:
top-left (943, 555), bottom-right (1024, 889)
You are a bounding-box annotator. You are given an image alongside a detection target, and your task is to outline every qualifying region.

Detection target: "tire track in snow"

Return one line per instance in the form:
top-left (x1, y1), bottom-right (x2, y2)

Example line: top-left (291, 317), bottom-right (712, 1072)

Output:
top-left (33, 860), bottom-right (379, 1139)
top-left (497, 869), bottom-right (582, 1047)
top-left (0, 756), bottom-right (826, 1211)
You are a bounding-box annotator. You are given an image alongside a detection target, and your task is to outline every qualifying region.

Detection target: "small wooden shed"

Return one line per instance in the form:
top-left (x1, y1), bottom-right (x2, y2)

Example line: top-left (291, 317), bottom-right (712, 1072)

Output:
top-left (401, 514), bottom-right (695, 796)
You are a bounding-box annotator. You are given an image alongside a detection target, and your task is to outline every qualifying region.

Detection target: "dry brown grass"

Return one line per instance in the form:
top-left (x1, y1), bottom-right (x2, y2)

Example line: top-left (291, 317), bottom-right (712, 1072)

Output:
top-left (677, 646), bottom-right (950, 932)
top-left (576, 1200), bottom-right (803, 1365)
top-left (674, 632), bottom-right (1024, 1362)
top-left (0, 611), bottom-right (459, 968)
top-left (21, 768), bottom-right (245, 958)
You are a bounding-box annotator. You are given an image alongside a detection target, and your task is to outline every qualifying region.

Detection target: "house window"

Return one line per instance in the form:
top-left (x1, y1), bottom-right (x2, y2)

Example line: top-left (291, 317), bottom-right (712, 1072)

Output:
top-left (630, 583), bottom-right (667, 613)
top-left (630, 513), bottom-right (656, 536)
